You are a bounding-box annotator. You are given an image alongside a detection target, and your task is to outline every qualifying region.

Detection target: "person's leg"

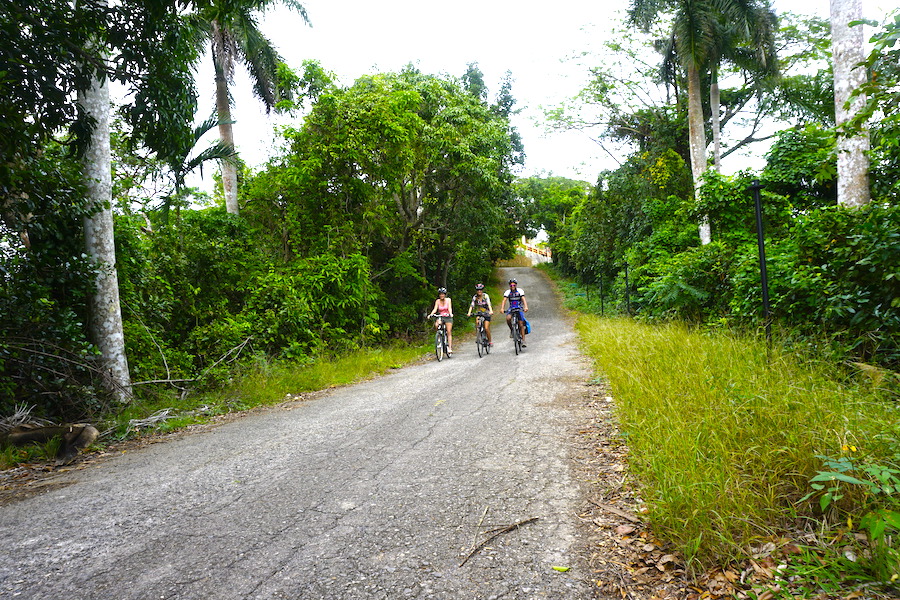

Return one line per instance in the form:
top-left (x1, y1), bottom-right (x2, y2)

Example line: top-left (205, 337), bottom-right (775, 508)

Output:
top-left (447, 322), bottom-right (453, 352)
top-left (506, 313), bottom-right (513, 336)
top-left (485, 319), bottom-right (492, 344)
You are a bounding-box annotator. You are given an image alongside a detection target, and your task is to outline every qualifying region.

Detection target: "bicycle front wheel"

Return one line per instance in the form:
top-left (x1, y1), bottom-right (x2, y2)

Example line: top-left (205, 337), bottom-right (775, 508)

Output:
top-left (512, 317), bottom-right (521, 355)
top-left (435, 331), bottom-right (445, 362)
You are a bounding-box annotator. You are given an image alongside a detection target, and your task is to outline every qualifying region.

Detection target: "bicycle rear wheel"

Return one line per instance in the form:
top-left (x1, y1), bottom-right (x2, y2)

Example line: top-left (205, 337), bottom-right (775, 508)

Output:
top-left (435, 330), bottom-right (445, 362)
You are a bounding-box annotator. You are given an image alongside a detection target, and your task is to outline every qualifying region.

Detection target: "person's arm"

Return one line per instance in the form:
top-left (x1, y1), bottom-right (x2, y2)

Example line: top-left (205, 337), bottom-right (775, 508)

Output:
top-left (522, 292), bottom-right (529, 312)
top-left (448, 298), bottom-right (453, 317)
top-left (427, 299), bottom-right (438, 317)
top-left (487, 294), bottom-right (493, 315)
top-left (467, 296), bottom-right (474, 316)
top-left (500, 294), bottom-right (507, 313)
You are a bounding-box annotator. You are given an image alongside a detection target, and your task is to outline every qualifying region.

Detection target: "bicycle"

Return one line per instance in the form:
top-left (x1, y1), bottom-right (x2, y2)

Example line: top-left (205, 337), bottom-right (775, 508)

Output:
top-left (507, 308), bottom-right (524, 355)
top-left (473, 312), bottom-right (491, 358)
top-left (431, 315), bottom-right (450, 361)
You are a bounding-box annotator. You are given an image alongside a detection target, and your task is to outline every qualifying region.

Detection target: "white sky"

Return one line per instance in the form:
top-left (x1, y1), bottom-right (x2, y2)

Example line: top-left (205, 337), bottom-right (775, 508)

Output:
top-left (188, 0), bottom-right (894, 191)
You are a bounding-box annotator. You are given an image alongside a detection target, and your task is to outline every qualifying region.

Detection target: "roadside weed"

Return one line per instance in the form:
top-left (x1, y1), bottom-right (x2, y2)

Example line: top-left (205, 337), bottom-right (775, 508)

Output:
top-left (575, 315), bottom-right (897, 581)
top-left (105, 343), bottom-right (428, 442)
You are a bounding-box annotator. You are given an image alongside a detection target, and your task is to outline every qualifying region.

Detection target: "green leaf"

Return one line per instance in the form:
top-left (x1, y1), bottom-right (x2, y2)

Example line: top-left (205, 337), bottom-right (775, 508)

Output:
top-left (810, 472), bottom-right (870, 486)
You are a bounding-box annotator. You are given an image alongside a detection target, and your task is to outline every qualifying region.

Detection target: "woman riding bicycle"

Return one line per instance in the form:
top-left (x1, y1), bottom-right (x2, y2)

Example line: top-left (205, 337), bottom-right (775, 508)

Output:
top-left (500, 278), bottom-right (528, 347)
top-left (466, 283), bottom-right (494, 346)
top-left (427, 287), bottom-right (454, 355)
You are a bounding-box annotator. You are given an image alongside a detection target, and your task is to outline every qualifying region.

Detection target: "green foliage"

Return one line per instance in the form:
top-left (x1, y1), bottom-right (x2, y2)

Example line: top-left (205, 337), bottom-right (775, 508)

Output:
top-left (527, 150), bottom-right (696, 303)
top-left (803, 451), bottom-right (900, 582)
top-left (243, 65), bottom-right (521, 296)
top-left (111, 65), bottom-right (523, 400)
top-left (245, 271), bottom-right (318, 357)
top-left (1, 1), bottom-right (202, 418)
top-left (795, 205), bottom-right (900, 366)
top-left (516, 176), bottom-right (591, 239)
top-left (575, 316), bottom-right (898, 573)
top-left (105, 342), bottom-right (428, 443)
top-left (761, 125), bottom-right (837, 208)
top-left (0, 144), bottom-right (104, 420)
top-left (696, 171), bottom-right (793, 245)
top-left (639, 241), bottom-right (734, 320)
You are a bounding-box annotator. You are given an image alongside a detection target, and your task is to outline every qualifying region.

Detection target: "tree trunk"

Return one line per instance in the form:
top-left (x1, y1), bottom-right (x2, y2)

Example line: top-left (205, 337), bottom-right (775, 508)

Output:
top-left (79, 73), bottom-right (132, 403)
top-left (830, 0), bottom-right (871, 208)
top-left (687, 63), bottom-right (711, 244)
top-left (710, 68), bottom-right (721, 173)
top-left (213, 20), bottom-right (240, 215)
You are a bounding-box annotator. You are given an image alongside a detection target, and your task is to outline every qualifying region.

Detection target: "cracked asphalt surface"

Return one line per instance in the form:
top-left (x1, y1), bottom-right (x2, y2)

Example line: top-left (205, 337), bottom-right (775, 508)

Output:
top-left (0, 267), bottom-right (603, 599)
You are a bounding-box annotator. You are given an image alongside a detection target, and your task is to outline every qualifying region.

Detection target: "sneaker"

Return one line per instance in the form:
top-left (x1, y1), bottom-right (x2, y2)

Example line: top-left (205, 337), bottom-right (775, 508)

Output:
top-left (521, 343), bottom-right (527, 348)
top-left (489, 342), bottom-right (493, 347)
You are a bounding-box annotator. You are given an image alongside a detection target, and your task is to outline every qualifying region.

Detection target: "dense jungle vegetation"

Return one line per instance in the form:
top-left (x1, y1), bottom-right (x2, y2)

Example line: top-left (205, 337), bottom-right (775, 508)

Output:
top-left (0, 0), bottom-right (525, 421)
top-left (2, 0), bottom-right (900, 589)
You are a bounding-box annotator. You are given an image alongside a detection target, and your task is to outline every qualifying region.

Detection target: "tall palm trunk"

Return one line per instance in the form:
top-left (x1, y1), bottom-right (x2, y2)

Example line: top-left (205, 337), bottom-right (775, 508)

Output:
top-left (213, 19), bottom-right (240, 215)
top-left (710, 68), bottom-right (721, 172)
top-left (79, 70), bottom-right (132, 403)
top-left (830, 0), bottom-right (870, 208)
top-left (687, 63), bottom-right (711, 244)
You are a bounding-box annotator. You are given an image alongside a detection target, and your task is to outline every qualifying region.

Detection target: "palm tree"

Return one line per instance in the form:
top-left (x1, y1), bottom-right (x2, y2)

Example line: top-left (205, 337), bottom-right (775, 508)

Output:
top-left (629, 0), bottom-right (778, 244)
top-left (706, 8), bottom-right (778, 171)
top-left (160, 114), bottom-right (239, 224)
top-left (191, 0), bottom-right (309, 215)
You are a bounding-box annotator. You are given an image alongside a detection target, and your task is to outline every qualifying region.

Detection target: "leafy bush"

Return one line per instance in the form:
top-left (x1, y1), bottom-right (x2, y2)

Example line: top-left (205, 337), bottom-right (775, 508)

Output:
top-left (0, 145), bottom-right (106, 419)
top-left (792, 204), bottom-right (900, 367)
top-left (761, 125), bottom-right (837, 209)
top-left (245, 271), bottom-right (318, 357)
top-left (638, 241), bottom-right (734, 320)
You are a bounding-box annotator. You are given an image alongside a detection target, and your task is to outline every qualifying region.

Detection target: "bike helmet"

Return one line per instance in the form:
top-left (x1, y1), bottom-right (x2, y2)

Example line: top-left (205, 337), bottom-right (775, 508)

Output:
top-left (475, 283), bottom-right (485, 290)
top-left (508, 279), bottom-right (518, 284)
top-left (437, 287), bottom-right (447, 294)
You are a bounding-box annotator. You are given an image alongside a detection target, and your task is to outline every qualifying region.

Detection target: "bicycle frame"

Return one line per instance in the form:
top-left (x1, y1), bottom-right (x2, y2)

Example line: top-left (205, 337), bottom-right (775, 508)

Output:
top-left (508, 308), bottom-right (524, 354)
top-left (474, 313), bottom-right (490, 357)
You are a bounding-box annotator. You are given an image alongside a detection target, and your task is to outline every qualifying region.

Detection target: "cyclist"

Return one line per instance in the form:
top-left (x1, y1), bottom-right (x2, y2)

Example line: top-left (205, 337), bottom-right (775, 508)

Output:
top-left (466, 283), bottom-right (494, 346)
top-left (427, 287), bottom-right (454, 355)
top-left (500, 278), bottom-right (529, 347)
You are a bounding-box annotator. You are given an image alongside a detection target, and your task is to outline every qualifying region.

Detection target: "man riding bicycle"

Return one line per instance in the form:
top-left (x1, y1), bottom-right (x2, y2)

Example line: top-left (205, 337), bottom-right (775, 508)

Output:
top-left (500, 279), bottom-right (528, 347)
top-left (466, 283), bottom-right (494, 346)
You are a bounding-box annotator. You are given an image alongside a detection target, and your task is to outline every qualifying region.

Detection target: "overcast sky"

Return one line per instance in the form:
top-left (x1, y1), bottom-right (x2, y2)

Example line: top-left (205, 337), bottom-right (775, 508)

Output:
top-left (188, 0), bottom-right (894, 191)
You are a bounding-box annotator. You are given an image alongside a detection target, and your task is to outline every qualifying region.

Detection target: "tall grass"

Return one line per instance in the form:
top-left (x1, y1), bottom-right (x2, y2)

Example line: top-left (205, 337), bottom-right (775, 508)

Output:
top-left (109, 343), bottom-right (427, 439)
top-left (576, 316), bottom-right (897, 569)
top-left (229, 344), bottom-right (426, 406)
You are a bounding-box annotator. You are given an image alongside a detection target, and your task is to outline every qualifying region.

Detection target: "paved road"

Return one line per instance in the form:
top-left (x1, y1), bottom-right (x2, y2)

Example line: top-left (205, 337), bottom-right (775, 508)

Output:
top-left (0, 267), bottom-right (601, 599)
